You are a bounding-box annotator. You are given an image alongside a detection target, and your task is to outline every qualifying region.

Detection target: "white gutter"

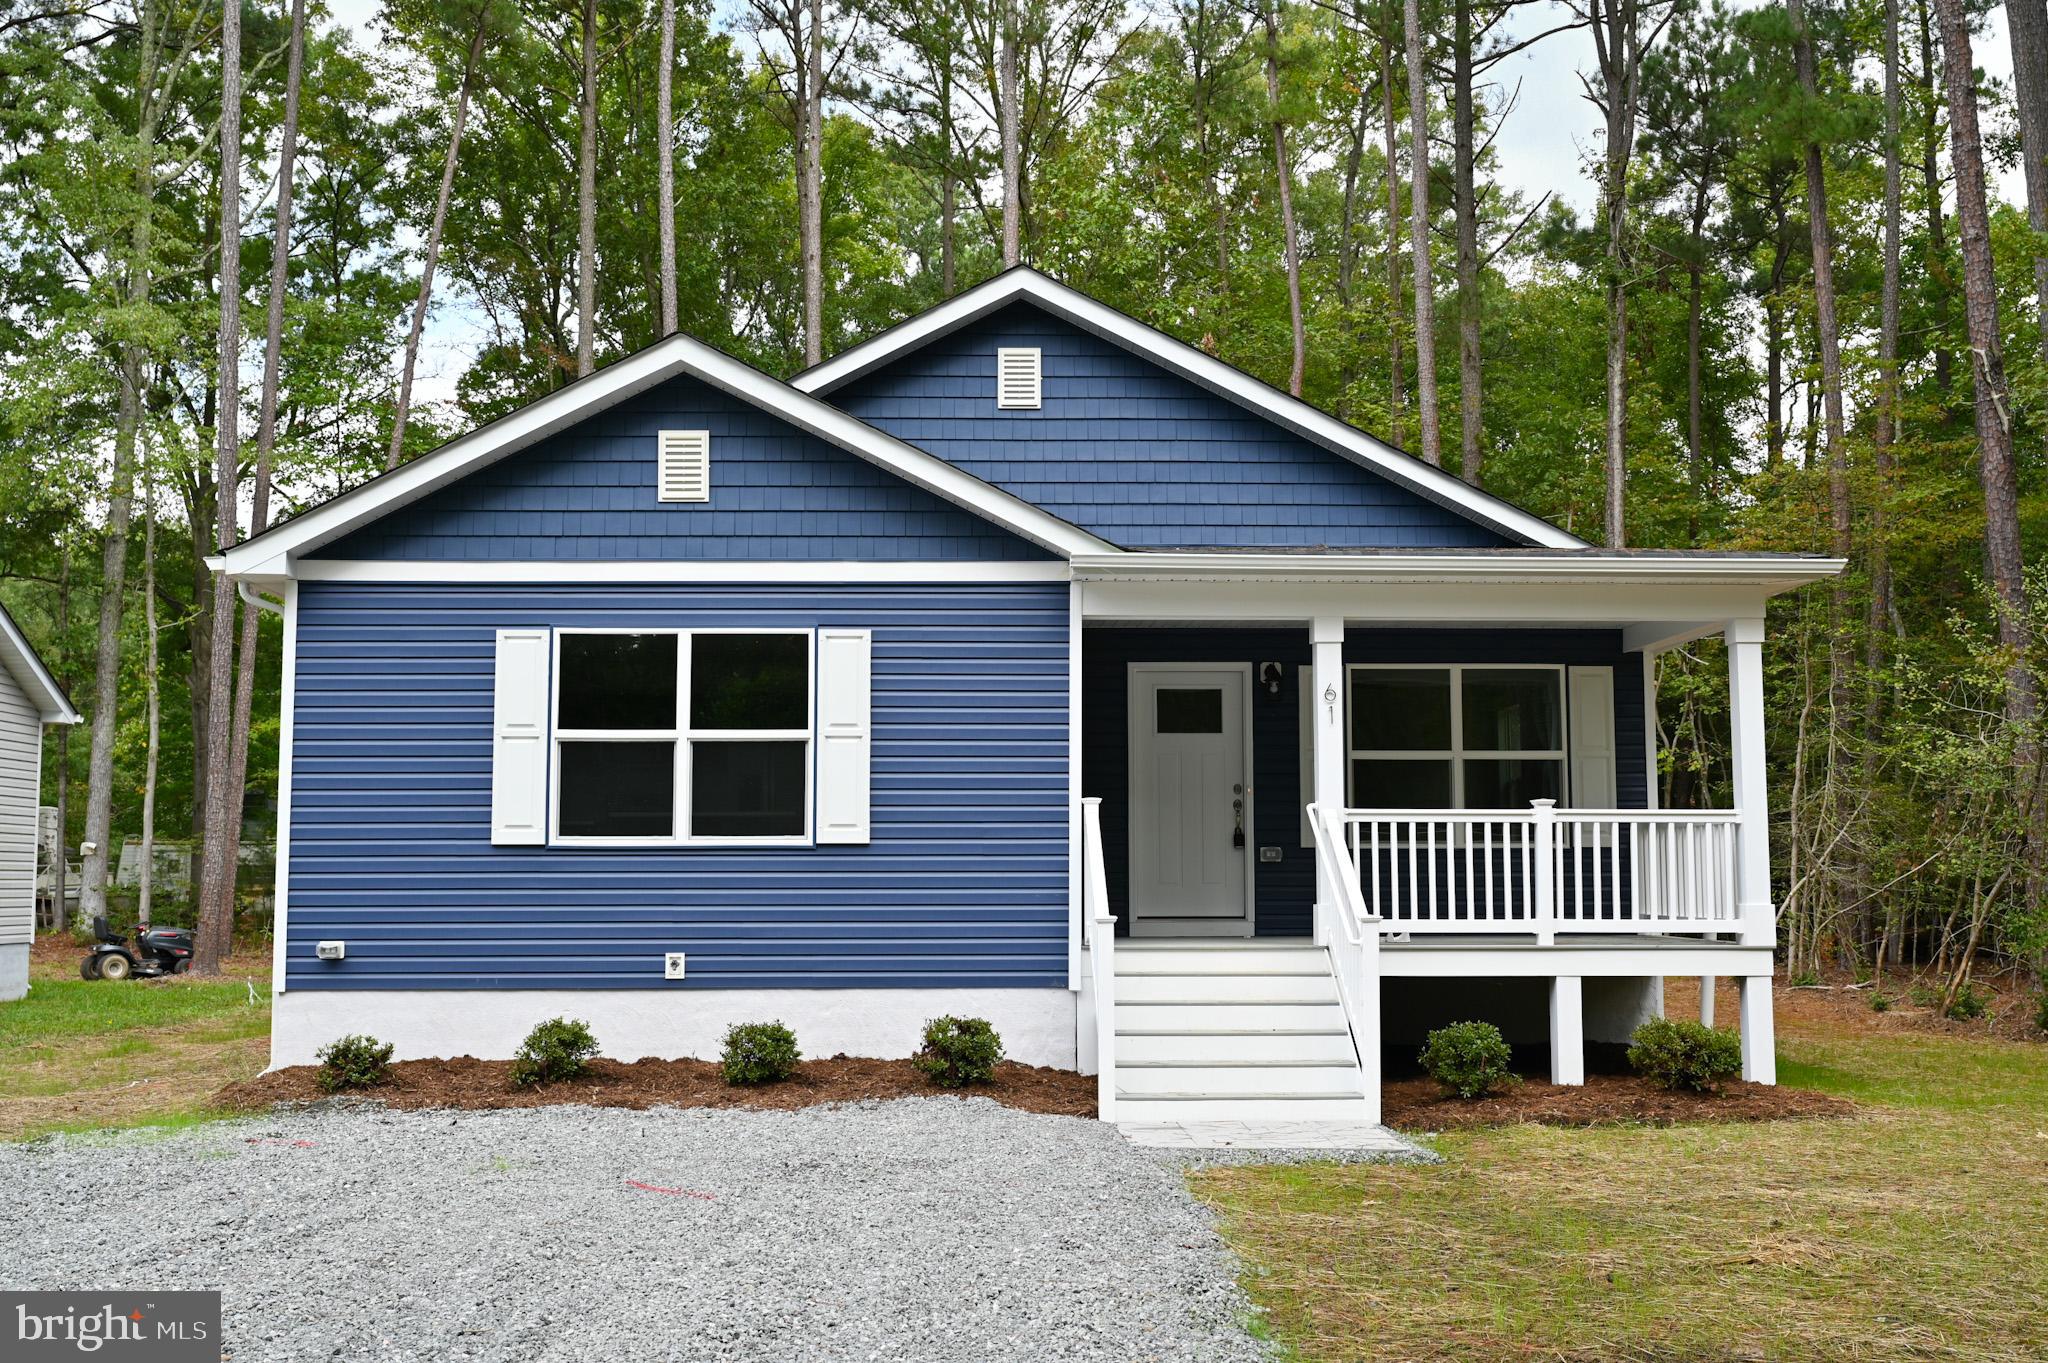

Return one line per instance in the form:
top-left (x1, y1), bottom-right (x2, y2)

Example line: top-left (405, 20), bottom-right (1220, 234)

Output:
top-left (1069, 552), bottom-right (1846, 593)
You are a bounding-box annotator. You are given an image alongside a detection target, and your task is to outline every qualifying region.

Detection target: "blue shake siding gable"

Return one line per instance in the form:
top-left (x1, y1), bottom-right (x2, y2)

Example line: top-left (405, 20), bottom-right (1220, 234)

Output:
top-left (312, 373), bottom-right (1053, 562)
top-left (827, 302), bottom-right (1513, 550)
top-left (287, 582), bottom-right (1070, 990)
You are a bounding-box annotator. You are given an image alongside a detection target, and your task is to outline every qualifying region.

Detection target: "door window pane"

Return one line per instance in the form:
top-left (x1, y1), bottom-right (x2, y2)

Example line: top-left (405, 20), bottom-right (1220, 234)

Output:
top-left (691, 740), bottom-right (808, 836)
top-left (1350, 669), bottom-right (1451, 750)
top-left (558, 741), bottom-right (675, 836)
top-left (1463, 757), bottom-right (1564, 808)
top-left (557, 634), bottom-right (678, 730)
top-left (1351, 758), bottom-right (1454, 808)
top-left (691, 634), bottom-right (809, 730)
top-left (1462, 669), bottom-right (1561, 751)
top-left (1156, 688), bottom-right (1223, 734)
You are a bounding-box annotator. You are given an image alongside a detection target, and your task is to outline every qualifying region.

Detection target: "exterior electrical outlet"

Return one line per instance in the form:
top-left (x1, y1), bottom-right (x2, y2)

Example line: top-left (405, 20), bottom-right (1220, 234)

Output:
top-left (664, 952), bottom-right (687, 980)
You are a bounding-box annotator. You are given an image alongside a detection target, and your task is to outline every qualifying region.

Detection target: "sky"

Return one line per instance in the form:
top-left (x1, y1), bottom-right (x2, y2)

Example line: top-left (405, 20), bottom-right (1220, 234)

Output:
top-left (322, 0), bottom-right (2029, 401)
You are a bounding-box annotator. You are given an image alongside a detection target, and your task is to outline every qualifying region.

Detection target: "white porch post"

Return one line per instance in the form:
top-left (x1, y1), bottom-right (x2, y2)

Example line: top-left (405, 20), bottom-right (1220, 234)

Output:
top-left (1739, 974), bottom-right (1777, 1084)
top-left (1550, 975), bottom-right (1585, 1086)
top-left (1698, 977), bottom-right (1717, 1027)
top-left (1310, 615), bottom-right (1346, 947)
top-left (1725, 618), bottom-right (1775, 948)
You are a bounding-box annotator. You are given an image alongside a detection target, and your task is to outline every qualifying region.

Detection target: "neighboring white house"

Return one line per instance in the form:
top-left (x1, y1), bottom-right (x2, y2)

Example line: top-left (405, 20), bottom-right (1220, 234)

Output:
top-left (0, 604), bottom-right (80, 1000)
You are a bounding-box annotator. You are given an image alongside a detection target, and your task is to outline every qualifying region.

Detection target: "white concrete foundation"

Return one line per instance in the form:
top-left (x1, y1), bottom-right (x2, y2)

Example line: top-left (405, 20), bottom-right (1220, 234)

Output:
top-left (0, 941), bottom-right (26, 1001)
top-left (271, 988), bottom-right (1079, 1071)
top-left (1585, 975), bottom-right (1663, 1044)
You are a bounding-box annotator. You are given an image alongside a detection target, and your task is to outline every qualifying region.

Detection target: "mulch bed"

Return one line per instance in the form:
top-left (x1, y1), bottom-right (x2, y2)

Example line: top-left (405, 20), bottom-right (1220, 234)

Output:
top-left (218, 1055), bottom-right (1099, 1119)
top-left (1383, 1073), bottom-right (1854, 1131)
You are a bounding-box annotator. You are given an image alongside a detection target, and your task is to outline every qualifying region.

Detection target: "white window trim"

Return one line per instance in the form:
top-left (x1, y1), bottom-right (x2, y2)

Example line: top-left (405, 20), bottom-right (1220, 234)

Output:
top-left (1345, 663), bottom-right (1571, 809)
top-left (547, 626), bottom-right (817, 848)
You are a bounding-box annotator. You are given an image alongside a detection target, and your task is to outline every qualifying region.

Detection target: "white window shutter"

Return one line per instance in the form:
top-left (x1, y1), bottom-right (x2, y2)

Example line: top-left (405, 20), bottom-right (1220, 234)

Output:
top-left (1567, 666), bottom-right (1617, 810)
top-left (996, 348), bottom-right (1042, 409)
top-left (657, 430), bottom-right (710, 502)
top-left (491, 628), bottom-right (551, 845)
top-left (816, 628), bottom-right (872, 844)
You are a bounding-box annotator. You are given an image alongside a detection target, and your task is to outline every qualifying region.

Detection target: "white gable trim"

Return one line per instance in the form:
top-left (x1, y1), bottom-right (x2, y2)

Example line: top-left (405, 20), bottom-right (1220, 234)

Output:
top-left (217, 333), bottom-right (1115, 577)
top-left (0, 604), bottom-right (80, 724)
top-left (794, 268), bottom-right (1586, 550)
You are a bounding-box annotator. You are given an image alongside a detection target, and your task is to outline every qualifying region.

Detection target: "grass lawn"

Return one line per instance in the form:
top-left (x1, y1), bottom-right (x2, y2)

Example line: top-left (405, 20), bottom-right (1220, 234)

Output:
top-left (1195, 986), bottom-right (2048, 1363)
top-left (0, 940), bottom-right (272, 1141)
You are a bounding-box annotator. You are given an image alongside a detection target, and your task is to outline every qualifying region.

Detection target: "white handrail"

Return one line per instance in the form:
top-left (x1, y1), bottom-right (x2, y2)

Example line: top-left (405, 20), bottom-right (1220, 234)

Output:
top-left (1081, 796), bottom-right (1117, 1121)
top-left (1338, 802), bottom-right (1746, 936)
top-left (1308, 801), bottom-right (1382, 1125)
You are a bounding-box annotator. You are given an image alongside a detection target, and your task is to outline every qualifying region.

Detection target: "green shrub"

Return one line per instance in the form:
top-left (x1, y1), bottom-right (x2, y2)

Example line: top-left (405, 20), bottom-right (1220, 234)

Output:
top-left (1908, 982), bottom-right (1940, 1010)
top-left (912, 1015), bottom-right (1004, 1088)
top-left (1867, 990), bottom-right (1892, 1014)
top-left (1945, 984), bottom-right (1988, 1021)
top-left (1418, 1021), bottom-right (1517, 1099)
top-left (721, 1021), bottom-right (800, 1085)
top-left (2034, 991), bottom-right (2048, 1034)
top-left (1626, 1017), bottom-right (1741, 1092)
top-left (509, 1016), bottom-right (600, 1088)
top-left (315, 1033), bottom-right (394, 1093)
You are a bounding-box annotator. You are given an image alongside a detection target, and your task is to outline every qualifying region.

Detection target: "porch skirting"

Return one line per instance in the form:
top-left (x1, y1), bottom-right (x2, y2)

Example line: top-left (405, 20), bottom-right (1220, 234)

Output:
top-left (269, 987), bottom-right (1078, 1072)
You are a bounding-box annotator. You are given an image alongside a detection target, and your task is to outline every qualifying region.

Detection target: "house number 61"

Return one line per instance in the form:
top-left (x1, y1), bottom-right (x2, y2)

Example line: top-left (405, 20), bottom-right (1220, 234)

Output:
top-left (1323, 682), bottom-right (1338, 725)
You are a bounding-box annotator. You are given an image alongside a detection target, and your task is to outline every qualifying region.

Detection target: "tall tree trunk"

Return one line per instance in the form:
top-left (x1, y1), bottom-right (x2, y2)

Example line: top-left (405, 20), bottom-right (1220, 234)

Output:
top-left (1262, 2), bottom-right (1305, 396)
top-left (195, 0), bottom-right (245, 972)
top-left (222, 0), bottom-right (305, 935)
top-left (1591, 0), bottom-right (1640, 548)
top-left (79, 0), bottom-right (168, 928)
top-left (1000, 0), bottom-right (1020, 265)
top-left (1683, 223), bottom-right (1704, 539)
top-left (2008, 0), bottom-right (2048, 391)
top-left (800, 0), bottom-right (824, 365)
top-left (389, 15), bottom-right (488, 469)
top-left (1382, 29), bottom-right (1405, 447)
top-left (51, 547), bottom-right (70, 933)
top-left (139, 477), bottom-right (160, 931)
top-left (1452, 0), bottom-right (1481, 486)
top-left (1918, 0), bottom-right (1952, 395)
top-left (1403, 0), bottom-right (1439, 465)
top-left (1787, 0), bottom-right (1850, 563)
top-left (1932, 0), bottom-right (2037, 742)
top-left (940, 65), bottom-right (957, 295)
top-left (1864, 0), bottom-right (1903, 955)
top-left (576, 0), bottom-right (597, 377)
top-left (657, 0), bottom-right (678, 336)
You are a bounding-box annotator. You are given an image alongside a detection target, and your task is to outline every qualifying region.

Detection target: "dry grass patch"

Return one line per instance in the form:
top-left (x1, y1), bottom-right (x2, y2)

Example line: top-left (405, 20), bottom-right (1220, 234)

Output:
top-left (1198, 992), bottom-right (2048, 1363)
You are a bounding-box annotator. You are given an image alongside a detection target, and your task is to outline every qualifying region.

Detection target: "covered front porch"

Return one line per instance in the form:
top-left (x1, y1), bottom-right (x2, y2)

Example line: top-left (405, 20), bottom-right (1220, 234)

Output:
top-left (1069, 550), bottom-right (1837, 1123)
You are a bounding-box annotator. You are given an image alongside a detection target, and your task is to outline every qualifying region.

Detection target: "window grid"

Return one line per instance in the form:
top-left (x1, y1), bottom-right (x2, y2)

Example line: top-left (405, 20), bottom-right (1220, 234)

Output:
top-left (1345, 663), bottom-right (1569, 809)
top-left (549, 627), bottom-right (815, 846)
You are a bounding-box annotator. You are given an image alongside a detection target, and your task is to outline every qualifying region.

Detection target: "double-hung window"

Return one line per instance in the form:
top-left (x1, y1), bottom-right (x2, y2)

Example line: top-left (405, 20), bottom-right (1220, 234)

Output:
top-left (551, 629), bottom-right (813, 843)
top-left (1347, 665), bottom-right (1567, 809)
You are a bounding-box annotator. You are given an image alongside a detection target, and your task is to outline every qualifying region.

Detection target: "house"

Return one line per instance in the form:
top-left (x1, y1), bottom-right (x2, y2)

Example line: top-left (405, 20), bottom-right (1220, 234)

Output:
top-left (215, 269), bottom-right (1840, 1123)
top-left (0, 604), bottom-right (81, 1000)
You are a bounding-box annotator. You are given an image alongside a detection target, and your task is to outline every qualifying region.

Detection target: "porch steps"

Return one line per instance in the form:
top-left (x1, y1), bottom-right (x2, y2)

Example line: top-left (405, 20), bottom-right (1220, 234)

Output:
top-left (1109, 941), bottom-right (1373, 1124)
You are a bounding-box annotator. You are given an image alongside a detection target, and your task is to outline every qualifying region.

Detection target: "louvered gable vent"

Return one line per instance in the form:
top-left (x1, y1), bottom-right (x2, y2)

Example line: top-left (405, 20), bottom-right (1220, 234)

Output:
top-left (996, 347), bottom-right (1041, 409)
top-left (657, 429), bottom-right (711, 502)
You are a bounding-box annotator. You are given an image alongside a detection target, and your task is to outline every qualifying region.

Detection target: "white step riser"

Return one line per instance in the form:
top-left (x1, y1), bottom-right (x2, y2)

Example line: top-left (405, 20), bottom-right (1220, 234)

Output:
top-left (1115, 1002), bottom-right (1349, 1033)
top-left (1115, 974), bottom-right (1337, 1004)
top-left (1116, 1065), bottom-right (1363, 1099)
top-left (1113, 1097), bottom-right (1378, 1124)
top-left (1114, 947), bottom-right (1329, 975)
top-left (1118, 1032), bottom-right (1358, 1066)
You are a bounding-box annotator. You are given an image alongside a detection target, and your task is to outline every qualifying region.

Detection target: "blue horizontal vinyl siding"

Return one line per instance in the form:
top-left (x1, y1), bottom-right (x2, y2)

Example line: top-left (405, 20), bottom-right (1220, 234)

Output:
top-left (287, 582), bottom-right (1070, 989)
top-left (312, 374), bottom-right (1052, 562)
top-left (829, 302), bottom-right (1511, 550)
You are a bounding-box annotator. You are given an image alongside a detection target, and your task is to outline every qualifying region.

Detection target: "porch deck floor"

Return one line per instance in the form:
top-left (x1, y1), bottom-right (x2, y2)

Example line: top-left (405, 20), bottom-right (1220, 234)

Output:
top-left (1117, 1119), bottom-right (1422, 1154)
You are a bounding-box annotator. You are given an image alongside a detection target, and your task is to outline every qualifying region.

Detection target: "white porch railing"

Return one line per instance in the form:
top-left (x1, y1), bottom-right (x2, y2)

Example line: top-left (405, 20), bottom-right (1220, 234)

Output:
top-left (1080, 796), bottom-right (1118, 1121)
top-left (1337, 799), bottom-right (1746, 942)
top-left (1307, 803), bottom-right (1382, 1124)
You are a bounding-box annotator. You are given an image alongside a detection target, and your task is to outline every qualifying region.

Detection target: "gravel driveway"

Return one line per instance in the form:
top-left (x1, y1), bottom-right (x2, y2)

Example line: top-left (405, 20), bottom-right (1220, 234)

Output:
top-left (1, 1099), bottom-right (1273, 1362)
